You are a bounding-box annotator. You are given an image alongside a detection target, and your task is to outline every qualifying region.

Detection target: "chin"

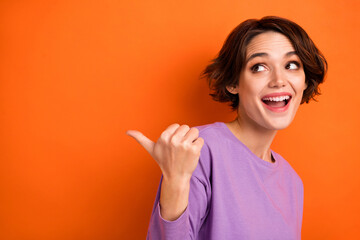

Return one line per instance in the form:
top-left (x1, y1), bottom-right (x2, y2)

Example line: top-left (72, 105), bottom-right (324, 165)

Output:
top-left (264, 119), bottom-right (293, 130)
top-left (273, 124), bottom-right (290, 130)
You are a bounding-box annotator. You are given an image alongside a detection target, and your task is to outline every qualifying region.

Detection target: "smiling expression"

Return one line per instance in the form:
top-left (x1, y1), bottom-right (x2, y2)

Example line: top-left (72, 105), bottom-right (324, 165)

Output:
top-left (227, 31), bottom-right (307, 130)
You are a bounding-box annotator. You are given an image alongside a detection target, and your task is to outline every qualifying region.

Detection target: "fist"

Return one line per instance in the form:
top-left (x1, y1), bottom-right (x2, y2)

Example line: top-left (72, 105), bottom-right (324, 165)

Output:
top-left (126, 123), bottom-right (204, 181)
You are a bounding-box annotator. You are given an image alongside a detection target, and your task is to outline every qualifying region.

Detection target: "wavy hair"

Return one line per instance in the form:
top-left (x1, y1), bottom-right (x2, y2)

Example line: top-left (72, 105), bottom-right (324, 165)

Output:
top-left (201, 16), bottom-right (328, 111)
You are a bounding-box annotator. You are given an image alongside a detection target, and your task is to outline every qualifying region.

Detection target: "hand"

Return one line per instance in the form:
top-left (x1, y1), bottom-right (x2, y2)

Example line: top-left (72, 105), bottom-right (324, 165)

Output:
top-left (126, 123), bottom-right (204, 181)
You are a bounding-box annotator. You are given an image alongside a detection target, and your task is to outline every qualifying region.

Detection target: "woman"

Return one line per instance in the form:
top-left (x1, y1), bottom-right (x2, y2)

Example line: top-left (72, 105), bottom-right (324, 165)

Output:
top-left (127, 16), bottom-right (327, 239)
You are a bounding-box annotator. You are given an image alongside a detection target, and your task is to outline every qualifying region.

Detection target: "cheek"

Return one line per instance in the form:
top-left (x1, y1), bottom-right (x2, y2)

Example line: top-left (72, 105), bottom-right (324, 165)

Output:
top-left (300, 72), bottom-right (307, 89)
top-left (293, 81), bottom-right (307, 105)
top-left (291, 73), bottom-right (306, 92)
top-left (295, 81), bottom-right (307, 92)
top-left (300, 73), bottom-right (307, 90)
top-left (238, 84), bottom-right (259, 104)
top-left (239, 76), bottom-right (263, 95)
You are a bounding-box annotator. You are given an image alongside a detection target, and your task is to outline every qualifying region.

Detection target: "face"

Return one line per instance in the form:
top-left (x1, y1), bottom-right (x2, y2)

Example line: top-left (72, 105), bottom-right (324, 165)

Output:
top-left (227, 31), bottom-right (307, 130)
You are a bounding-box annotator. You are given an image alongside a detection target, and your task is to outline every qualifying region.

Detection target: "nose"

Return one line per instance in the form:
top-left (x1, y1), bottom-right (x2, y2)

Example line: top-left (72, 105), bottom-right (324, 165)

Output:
top-left (269, 68), bottom-right (287, 88)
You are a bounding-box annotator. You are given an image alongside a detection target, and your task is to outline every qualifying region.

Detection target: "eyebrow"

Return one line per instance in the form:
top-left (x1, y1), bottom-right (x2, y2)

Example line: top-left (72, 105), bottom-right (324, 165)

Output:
top-left (245, 51), bottom-right (297, 64)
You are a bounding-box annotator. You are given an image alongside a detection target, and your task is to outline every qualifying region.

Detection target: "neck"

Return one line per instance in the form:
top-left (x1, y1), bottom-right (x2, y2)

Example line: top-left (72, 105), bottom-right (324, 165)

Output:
top-left (226, 115), bottom-right (277, 163)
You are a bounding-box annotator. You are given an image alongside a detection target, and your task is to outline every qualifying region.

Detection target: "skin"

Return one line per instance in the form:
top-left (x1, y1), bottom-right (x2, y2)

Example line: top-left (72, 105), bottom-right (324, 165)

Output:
top-left (226, 31), bottom-right (307, 163)
top-left (126, 124), bottom-right (203, 220)
top-left (126, 31), bottom-right (307, 221)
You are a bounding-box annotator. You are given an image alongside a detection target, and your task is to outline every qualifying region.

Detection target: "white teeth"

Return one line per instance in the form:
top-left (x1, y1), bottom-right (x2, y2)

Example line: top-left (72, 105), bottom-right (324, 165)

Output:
top-left (262, 95), bottom-right (290, 101)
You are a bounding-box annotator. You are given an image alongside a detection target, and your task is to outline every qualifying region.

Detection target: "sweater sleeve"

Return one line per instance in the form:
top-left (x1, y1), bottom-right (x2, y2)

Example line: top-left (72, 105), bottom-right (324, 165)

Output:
top-left (146, 142), bottom-right (212, 240)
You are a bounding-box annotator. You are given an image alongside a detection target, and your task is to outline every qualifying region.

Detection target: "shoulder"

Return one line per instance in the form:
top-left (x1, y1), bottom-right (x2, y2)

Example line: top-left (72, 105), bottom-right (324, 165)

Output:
top-left (193, 122), bottom-right (227, 145)
top-left (273, 151), bottom-right (304, 188)
top-left (191, 122), bottom-right (227, 181)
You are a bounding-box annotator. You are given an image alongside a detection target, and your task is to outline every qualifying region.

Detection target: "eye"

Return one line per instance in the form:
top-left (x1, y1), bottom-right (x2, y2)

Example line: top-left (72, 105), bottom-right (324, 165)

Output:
top-left (286, 61), bottom-right (300, 70)
top-left (251, 64), bottom-right (267, 72)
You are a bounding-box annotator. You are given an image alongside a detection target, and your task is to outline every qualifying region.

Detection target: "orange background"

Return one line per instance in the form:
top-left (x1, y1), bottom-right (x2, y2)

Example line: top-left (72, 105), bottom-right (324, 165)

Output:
top-left (1, 0), bottom-right (359, 239)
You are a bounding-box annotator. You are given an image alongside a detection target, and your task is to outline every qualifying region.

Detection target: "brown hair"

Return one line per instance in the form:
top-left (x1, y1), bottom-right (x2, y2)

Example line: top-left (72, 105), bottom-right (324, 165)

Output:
top-left (201, 16), bottom-right (328, 111)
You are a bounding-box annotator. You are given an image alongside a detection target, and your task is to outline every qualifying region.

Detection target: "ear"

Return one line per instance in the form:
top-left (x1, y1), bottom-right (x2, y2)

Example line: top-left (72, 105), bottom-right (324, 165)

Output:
top-left (226, 85), bottom-right (238, 94)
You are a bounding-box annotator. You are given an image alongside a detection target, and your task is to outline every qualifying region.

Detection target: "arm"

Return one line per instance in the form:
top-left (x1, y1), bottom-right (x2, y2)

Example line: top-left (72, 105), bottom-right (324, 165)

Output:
top-left (127, 124), bottom-right (207, 239)
top-left (159, 176), bottom-right (191, 221)
top-left (147, 142), bottom-right (211, 240)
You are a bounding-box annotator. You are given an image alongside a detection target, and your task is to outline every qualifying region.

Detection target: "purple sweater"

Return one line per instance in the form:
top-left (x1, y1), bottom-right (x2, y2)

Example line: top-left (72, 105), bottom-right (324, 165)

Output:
top-left (147, 122), bottom-right (304, 240)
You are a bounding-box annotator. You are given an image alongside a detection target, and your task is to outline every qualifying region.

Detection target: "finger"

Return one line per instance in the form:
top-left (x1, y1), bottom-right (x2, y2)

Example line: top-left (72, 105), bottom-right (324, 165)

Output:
top-left (183, 127), bottom-right (199, 142)
top-left (126, 130), bottom-right (155, 154)
top-left (165, 123), bottom-right (181, 136)
top-left (159, 123), bottom-right (180, 142)
top-left (192, 137), bottom-right (204, 149)
top-left (172, 124), bottom-right (190, 139)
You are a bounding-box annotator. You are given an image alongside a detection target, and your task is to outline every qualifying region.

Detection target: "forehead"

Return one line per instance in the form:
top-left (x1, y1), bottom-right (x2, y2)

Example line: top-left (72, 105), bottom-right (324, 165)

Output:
top-left (245, 31), bottom-right (295, 59)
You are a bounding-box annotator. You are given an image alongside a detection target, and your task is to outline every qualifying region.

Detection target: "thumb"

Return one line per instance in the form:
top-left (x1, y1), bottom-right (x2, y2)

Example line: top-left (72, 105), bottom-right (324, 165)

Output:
top-left (126, 130), bottom-right (155, 155)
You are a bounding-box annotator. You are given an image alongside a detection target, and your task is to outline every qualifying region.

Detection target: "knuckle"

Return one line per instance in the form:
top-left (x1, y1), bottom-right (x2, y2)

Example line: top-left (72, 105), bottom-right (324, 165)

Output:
top-left (177, 139), bottom-right (186, 147)
top-left (189, 145), bottom-right (197, 152)
top-left (195, 138), bottom-right (204, 149)
top-left (170, 136), bottom-right (178, 146)
top-left (191, 147), bottom-right (200, 156)
top-left (160, 131), bottom-right (169, 141)
top-left (179, 144), bottom-right (187, 151)
top-left (191, 127), bottom-right (199, 136)
top-left (181, 124), bottom-right (190, 130)
top-left (182, 141), bottom-right (191, 149)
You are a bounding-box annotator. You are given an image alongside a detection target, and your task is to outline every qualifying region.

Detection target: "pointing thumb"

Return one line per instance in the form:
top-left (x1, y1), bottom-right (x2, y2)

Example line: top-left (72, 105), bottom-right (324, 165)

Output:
top-left (126, 130), bottom-right (155, 155)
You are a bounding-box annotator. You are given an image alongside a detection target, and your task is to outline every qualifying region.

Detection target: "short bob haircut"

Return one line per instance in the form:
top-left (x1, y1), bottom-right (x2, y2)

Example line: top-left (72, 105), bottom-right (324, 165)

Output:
top-left (201, 16), bottom-right (328, 111)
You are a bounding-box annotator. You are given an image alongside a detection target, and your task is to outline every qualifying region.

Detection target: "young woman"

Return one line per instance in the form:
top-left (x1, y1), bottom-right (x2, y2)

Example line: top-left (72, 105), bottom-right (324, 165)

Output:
top-left (127, 16), bottom-right (327, 240)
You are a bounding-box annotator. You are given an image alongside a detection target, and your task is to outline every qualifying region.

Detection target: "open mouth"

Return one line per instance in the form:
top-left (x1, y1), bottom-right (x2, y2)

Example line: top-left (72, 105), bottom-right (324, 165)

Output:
top-left (261, 96), bottom-right (291, 107)
top-left (261, 96), bottom-right (292, 111)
